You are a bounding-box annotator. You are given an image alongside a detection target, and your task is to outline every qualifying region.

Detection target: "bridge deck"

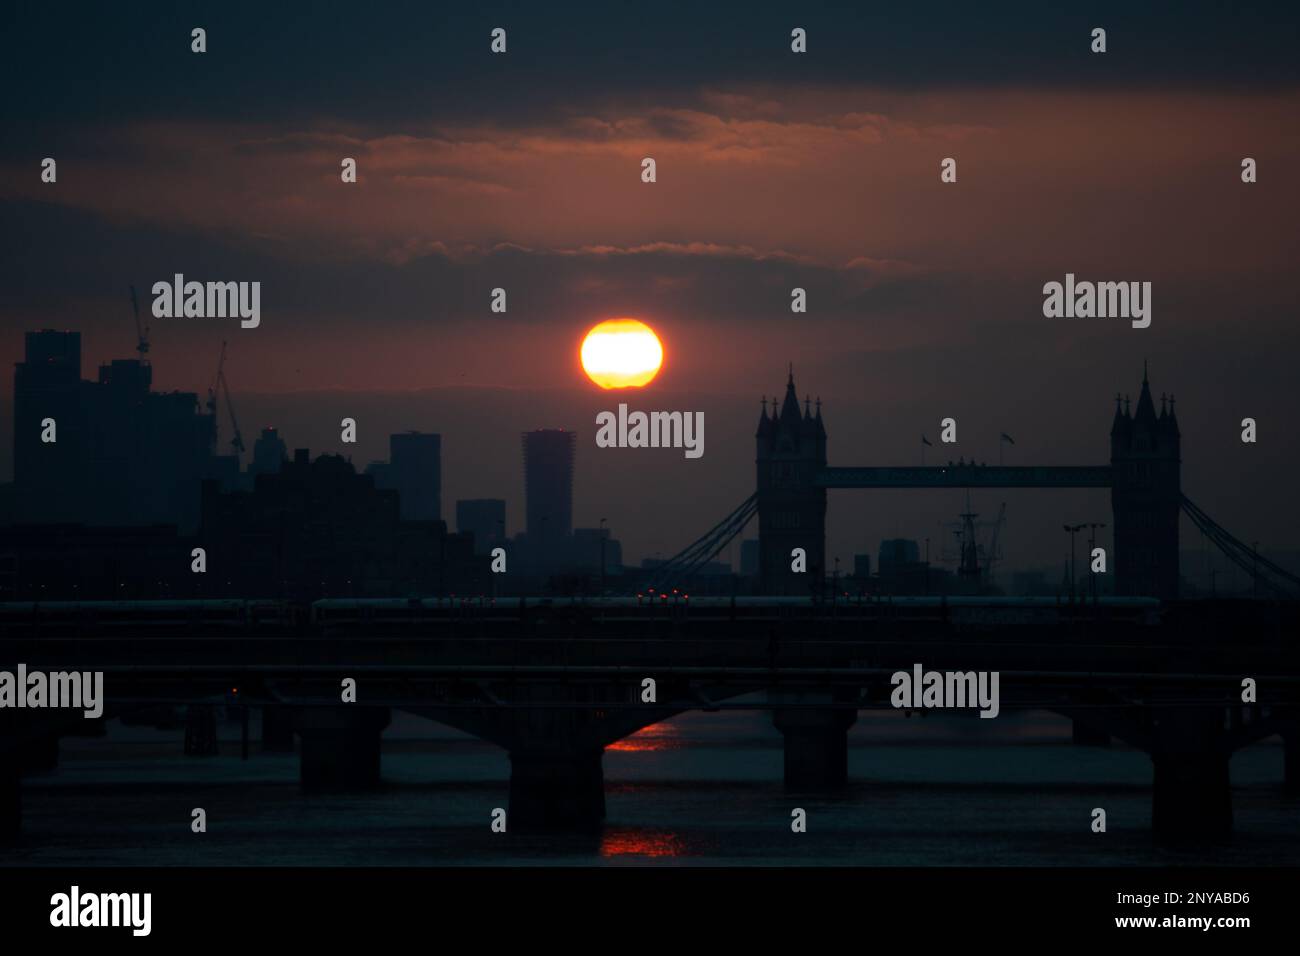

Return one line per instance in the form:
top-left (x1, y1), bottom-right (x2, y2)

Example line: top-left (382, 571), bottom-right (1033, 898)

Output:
top-left (817, 465), bottom-right (1114, 488)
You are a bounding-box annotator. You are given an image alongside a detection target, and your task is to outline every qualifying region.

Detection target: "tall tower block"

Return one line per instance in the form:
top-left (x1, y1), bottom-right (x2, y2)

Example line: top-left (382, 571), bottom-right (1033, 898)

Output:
top-left (756, 369), bottom-right (827, 595)
top-left (522, 428), bottom-right (575, 548)
top-left (13, 330), bottom-right (84, 522)
top-left (1110, 364), bottom-right (1181, 598)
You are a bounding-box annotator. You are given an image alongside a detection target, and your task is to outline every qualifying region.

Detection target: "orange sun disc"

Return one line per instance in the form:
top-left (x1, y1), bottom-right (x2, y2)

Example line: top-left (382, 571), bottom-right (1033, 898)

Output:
top-left (580, 319), bottom-right (664, 389)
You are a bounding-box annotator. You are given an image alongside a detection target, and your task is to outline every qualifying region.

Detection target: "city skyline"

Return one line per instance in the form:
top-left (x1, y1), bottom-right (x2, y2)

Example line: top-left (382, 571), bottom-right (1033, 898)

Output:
top-left (1, 3), bottom-right (1297, 572)
top-left (2, 325), bottom-right (1288, 594)
top-left (5, 321), bottom-right (1294, 582)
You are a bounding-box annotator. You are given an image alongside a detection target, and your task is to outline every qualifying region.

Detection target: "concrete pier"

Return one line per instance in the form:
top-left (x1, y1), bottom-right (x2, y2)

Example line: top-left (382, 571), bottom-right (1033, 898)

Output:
top-left (19, 734), bottom-right (59, 773)
top-left (295, 707), bottom-right (390, 791)
top-left (1284, 733), bottom-right (1300, 794)
top-left (507, 747), bottom-right (606, 830)
top-left (261, 705), bottom-right (296, 753)
top-left (1150, 709), bottom-right (1232, 842)
top-left (772, 693), bottom-right (858, 790)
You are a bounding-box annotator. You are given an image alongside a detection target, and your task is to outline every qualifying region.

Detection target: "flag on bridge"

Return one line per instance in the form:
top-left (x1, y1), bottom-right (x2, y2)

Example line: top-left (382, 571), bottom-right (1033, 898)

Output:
top-left (1000, 432), bottom-right (1015, 445)
top-left (921, 434), bottom-right (933, 446)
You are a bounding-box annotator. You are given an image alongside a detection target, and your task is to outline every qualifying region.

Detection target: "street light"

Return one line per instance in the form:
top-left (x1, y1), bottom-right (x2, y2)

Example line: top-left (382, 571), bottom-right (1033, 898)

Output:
top-left (1063, 524), bottom-right (1085, 602)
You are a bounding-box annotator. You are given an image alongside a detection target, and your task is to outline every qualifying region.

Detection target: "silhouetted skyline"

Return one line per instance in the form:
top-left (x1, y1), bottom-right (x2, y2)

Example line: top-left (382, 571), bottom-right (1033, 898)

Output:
top-left (2, 3), bottom-right (1296, 572)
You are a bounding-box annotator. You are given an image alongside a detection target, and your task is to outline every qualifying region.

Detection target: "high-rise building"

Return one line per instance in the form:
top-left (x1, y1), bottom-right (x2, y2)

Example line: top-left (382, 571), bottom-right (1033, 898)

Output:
top-left (876, 538), bottom-right (930, 594)
top-left (251, 426), bottom-right (288, 475)
top-left (456, 498), bottom-right (506, 555)
top-left (878, 539), bottom-right (921, 568)
top-left (572, 526), bottom-right (622, 576)
top-left (853, 554), bottom-right (871, 579)
top-left (388, 431), bottom-right (441, 521)
top-left (13, 330), bottom-right (83, 522)
top-left (522, 429), bottom-right (575, 548)
top-left (200, 450), bottom-right (477, 600)
top-left (12, 330), bottom-right (215, 530)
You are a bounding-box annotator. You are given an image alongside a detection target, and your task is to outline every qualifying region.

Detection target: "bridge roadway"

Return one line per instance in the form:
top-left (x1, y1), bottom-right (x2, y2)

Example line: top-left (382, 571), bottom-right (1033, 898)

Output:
top-left (3, 596), bottom-right (1300, 842)
top-left (816, 464), bottom-right (1115, 488)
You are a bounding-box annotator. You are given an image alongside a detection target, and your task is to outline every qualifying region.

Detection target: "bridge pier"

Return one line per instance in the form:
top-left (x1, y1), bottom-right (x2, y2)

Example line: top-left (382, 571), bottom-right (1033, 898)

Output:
top-left (508, 747), bottom-right (606, 830)
top-left (295, 707), bottom-right (390, 791)
top-left (19, 734), bottom-right (60, 773)
top-left (261, 705), bottom-right (296, 752)
top-left (772, 693), bottom-right (858, 790)
top-left (1284, 733), bottom-right (1300, 794)
top-left (1150, 709), bottom-right (1232, 843)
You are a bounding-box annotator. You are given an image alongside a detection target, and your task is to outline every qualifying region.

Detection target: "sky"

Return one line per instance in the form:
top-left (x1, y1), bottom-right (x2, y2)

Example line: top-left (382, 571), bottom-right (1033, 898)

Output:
top-left (1, 2), bottom-right (1297, 572)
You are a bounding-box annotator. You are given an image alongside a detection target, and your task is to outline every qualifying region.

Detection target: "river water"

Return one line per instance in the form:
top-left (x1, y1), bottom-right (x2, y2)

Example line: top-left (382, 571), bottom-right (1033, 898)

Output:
top-left (5, 706), bottom-right (1297, 866)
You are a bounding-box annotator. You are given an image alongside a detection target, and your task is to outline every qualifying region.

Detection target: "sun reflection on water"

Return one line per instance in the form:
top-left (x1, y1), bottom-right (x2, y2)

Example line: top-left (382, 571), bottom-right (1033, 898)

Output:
top-left (607, 722), bottom-right (683, 753)
top-left (599, 827), bottom-right (686, 859)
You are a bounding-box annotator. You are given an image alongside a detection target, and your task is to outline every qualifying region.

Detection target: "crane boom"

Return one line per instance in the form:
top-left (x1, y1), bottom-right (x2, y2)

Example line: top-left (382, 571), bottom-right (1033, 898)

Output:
top-left (221, 371), bottom-right (245, 456)
top-left (206, 342), bottom-right (225, 447)
top-left (207, 342), bottom-right (225, 412)
top-left (129, 284), bottom-right (150, 358)
top-left (208, 341), bottom-right (244, 457)
top-left (986, 502), bottom-right (1007, 576)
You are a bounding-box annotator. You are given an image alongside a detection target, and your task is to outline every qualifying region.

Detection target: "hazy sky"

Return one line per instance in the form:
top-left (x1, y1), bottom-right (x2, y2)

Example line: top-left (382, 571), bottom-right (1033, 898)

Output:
top-left (1, 2), bottom-right (1297, 570)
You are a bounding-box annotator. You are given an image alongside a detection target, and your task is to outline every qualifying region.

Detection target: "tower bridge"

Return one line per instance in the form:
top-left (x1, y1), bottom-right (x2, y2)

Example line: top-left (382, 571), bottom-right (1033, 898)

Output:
top-left (642, 364), bottom-right (1296, 601)
top-left (754, 365), bottom-right (1180, 597)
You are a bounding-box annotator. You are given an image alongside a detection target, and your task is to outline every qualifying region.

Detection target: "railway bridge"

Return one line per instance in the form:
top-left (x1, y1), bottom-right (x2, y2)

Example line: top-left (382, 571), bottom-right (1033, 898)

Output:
top-left (3, 595), bottom-right (1299, 844)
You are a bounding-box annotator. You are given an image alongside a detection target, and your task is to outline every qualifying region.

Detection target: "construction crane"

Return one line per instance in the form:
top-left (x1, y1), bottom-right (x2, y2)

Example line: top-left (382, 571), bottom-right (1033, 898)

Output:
top-left (129, 285), bottom-right (150, 360)
top-left (943, 495), bottom-right (1007, 588)
top-left (207, 341), bottom-right (245, 458)
top-left (984, 502), bottom-right (1007, 582)
top-left (205, 346), bottom-right (221, 419)
top-left (956, 500), bottom-right (981, 581)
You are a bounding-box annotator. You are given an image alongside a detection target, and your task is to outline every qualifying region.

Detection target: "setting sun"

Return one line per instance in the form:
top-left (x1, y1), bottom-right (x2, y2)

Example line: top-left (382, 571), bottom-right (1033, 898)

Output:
top-left (580, 319), bottom-right (664, 389)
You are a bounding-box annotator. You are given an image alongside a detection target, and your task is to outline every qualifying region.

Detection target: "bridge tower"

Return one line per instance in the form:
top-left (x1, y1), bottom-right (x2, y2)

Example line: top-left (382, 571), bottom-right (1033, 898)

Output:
top-left (756, 368), bottom-right (827, 595)
top-left (1110, 364), bottom-right (1181, 598)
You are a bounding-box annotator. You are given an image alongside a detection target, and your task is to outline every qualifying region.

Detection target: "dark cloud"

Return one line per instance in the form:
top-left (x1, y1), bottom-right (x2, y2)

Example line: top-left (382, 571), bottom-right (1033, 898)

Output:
top-left (3, 1), bottom-right (1296, 140)
top-left (0, 198), bottom-right (942, 329)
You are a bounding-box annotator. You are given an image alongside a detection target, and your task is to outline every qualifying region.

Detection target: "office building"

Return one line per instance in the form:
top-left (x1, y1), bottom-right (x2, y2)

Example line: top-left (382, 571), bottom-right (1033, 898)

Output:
top-left (388, 431), bottom-right (441, 522)
top-left (456, 498), bottom-right (506, 555)
top-left (521, 429), bottom-right (575, 547)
